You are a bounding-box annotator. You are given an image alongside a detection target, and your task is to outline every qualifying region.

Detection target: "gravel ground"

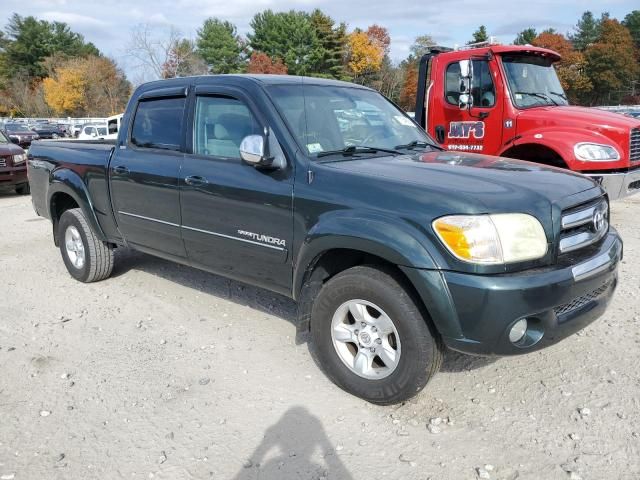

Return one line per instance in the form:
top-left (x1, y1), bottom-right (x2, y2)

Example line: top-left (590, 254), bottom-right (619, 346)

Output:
top-left (1, 191), bottom-right (639, 480)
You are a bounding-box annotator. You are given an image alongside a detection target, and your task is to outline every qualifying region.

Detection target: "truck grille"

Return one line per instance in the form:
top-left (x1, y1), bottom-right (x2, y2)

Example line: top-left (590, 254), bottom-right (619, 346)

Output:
top-left (0, 157), bottom-right (7, 167)
top-left (554, 279), bottom-right (613, 319)
top-left (559, 198), bottom-right (608, 255)
top-left (631, 127), bottom-right (640, 163)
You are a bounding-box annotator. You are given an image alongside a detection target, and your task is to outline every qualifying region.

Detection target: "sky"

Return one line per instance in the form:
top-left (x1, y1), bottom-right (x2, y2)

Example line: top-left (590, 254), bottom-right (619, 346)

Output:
top-left (2, 0), bottom-right (637, 79)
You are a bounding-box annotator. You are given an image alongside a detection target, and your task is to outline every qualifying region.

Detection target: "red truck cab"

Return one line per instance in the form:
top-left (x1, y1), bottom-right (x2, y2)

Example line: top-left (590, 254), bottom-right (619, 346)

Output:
top-left (415, 42), bottom-right (640, 199)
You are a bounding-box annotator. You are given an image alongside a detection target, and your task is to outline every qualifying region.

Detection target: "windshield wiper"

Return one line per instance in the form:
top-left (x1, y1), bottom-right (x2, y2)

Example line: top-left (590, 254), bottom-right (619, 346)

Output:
top-left (394, 140), bottom-right (439, 151)
top-left (514, 91), bottom-right (558, 106)
top-left (549, 91), bottom-right (568, 101)
top-left (316, 145), bottom-right (403, 159)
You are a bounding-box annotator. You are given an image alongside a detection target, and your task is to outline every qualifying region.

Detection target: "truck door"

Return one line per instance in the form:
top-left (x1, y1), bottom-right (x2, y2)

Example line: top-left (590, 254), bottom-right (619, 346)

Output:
top-left (179, 88), bottom-right (294, 295)
top-left (109, 89), bottom-right (187, 258)
top-left (435, 58), bottom-right (504, 155)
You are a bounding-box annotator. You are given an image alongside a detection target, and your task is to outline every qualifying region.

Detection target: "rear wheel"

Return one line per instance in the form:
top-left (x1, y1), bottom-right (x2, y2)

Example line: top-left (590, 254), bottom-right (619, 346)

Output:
top-left (58, 208), bottom-right (114, 283)
top-left (310, 265), bottom-right (443, 404)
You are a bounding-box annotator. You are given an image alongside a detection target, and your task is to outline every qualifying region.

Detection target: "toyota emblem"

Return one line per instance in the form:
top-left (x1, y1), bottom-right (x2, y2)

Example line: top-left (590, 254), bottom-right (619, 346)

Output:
top-left (593, 208), bottom-right (605, 233)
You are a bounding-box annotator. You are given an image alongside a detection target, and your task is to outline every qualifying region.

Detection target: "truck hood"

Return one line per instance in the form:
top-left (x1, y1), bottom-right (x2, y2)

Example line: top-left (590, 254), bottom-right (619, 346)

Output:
top-left (323, 150), bottom-right (599, 210)
top-left (517, 105), bottom-right (640, 138)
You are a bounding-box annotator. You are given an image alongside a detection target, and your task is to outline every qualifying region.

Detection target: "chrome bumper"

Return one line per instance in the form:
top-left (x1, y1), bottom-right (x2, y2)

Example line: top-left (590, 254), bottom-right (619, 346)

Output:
top-left (587, 168), bottom-right (640, 200)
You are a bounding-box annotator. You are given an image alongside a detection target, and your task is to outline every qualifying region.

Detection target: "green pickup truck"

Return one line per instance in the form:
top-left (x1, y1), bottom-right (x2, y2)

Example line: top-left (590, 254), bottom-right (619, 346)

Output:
top-left (28, 75), bottom-right (622, 404)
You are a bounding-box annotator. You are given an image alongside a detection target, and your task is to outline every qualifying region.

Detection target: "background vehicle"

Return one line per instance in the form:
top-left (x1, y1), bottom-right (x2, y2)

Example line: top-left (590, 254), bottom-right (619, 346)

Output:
top-left (31, 124), bottom-right (63, 139)
top-left (107, 113), bottom-right (124, 138)
top-left (77, 124), bottom-right (109, 140)
top-left (0, 130), bottom-right (29, 194)
top-left (28, 75), bottom-right (621, 404)
top-left (3, 123), bottom-right (39, 150)
top-left (415, 41), bottom-right (640, 200)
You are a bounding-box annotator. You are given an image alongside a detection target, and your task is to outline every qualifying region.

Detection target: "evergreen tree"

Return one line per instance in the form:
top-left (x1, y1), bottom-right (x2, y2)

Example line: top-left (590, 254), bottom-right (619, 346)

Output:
top-left (469, 25), bottom-right (488, 44)
top-left (196, 18), bottom-right (243, 74)
top-left (622, 10), bottom-right (640, 49)
top-left (2, 14), bottom-right (99, 78)
top-left (309, 9), bottom-right (347, 79)
top-left (514, 28), bottom-right (537, 45)
top-left (569, 11), bottom-right (608, 50)
top-left (248, 10), bottom-right (322, 76)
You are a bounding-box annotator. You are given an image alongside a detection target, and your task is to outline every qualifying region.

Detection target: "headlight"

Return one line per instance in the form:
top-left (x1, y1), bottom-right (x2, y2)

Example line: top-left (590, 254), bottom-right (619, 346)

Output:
top-left (12, 154), bottom-right (27, 165)
top-left (574, 143), bottom-right (619, 161)
top-left (433, 213), bottom-right (547, 264)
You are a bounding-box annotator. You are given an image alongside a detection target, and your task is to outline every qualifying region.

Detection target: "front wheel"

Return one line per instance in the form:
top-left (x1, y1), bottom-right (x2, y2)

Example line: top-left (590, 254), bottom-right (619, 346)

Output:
top-left (310, 265), bottom-right (443, 405)
top-left (58, 208), bottom-right (114, 283)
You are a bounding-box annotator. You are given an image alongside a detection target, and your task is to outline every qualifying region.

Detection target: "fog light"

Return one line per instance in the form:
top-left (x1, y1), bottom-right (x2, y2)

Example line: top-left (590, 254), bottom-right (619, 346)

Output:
top-left (509, 318), bottom-right (528, 343)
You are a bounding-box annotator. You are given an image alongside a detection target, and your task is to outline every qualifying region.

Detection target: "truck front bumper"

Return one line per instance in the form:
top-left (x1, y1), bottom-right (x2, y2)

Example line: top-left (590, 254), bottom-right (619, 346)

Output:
top-left (403, 230), bottom-right (622, 356)
top-left (0, 165), bottom-right (28, 189)
top-left (588, 167), bottom-right (640, 200)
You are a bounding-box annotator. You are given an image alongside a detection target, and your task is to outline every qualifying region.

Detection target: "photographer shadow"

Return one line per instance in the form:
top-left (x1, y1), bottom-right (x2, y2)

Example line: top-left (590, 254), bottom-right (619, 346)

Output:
top-left (233, 406), bottom-right (353, 480)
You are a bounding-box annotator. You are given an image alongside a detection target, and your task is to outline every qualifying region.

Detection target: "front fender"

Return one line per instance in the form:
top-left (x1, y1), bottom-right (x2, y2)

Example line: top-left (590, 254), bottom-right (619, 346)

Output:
top-left (503, 128), bottom-right (625, 171)
top-left (48, 168), bottom-right (107, 242)
top-left (293, 210), bottom-right (441, 299)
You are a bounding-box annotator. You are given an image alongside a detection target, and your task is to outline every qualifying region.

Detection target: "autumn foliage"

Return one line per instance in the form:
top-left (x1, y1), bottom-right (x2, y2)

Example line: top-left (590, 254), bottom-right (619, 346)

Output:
top-left (247, 51), bottom-right (288, 74)
top-left (42, 56), bottom-right (130, 116)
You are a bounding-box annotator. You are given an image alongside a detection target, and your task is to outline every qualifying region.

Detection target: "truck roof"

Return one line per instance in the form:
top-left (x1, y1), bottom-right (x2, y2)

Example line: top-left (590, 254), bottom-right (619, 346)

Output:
top-left (136, 74), bottom-right (370, 93)
top-left (439, 44), bottom-right (561, 62)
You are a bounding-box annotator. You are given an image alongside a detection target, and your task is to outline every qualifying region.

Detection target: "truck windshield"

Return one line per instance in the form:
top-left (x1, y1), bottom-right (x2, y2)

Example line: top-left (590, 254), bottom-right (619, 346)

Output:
top-left (267, 84), bottom-right (436, 158)
top-left (502, 55), bottom-right (568, 108)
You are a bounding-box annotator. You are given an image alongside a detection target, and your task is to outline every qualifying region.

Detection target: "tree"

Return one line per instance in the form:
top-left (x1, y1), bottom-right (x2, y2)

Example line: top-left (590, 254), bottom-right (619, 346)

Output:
top-left (399, 63), bottom-right (418, 110)
top-left (623, 10), bottom-right (640, 49)
top-left (514, 28), bottom-right (537, 45)
top-left (309, 9), bottom-right (347, 79)
top-left (162, 39), bottom-right (207, 78)
top-left (0, 75), bottom-right (51, 117)
top-left (569, 11), bottom-right (609, 50)
top-left (345, 30), bottom-right (385, 79)
top-left (2, 14), bottom-right (99, 79)
top-left (531, 31), bottom-right (592, 103)
top-left (42, 55), bottom-right (130, 116)
top-left (127, 24), bottom-right (205, 82)
top-left (249, 10), bottom-right (322, 76)
top-left (409, 34), bottom-right (436, 59)
top-left (366, 24), bottom-right (391, 56)
top-left (583, 19), bottom-right (640, 104)
top-left (196, 18), bottom-right (244, 73)
top-left (247, 51), bottom-right (287, 74)
top-left (469, 25), bottom-right (488, 44)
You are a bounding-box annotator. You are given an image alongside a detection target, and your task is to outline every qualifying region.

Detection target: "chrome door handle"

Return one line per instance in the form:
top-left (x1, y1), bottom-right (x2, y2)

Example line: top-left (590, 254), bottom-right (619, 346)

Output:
top-left (185, 175), bottom-right (208, 186)
top-left (113, 165), bottom-right (129, 175)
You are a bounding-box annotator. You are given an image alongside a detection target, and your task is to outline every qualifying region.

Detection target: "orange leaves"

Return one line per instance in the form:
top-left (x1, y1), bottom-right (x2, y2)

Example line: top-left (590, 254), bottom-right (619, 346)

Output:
top-left (346, 31), bottom-right (384, 76)
top-left (43, 67), bottom-right (87, 115)
top-left (247, 52), bottom-right (288, 74)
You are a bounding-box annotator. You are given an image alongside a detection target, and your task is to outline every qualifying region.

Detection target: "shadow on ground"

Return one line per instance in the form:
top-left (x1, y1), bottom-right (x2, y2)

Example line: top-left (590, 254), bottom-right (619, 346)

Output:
top-left (232, 406), bottom-right (353, 480)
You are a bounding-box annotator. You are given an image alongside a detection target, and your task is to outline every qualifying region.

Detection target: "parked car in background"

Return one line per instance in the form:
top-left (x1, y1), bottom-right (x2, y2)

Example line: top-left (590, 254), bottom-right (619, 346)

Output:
top-left (3, 123), bottom-right (39, 150)
top-left (77, 125), bottom-right (109, 140)
top-left (0, 129), bottom-right (29, 194)
top-left (31, 124), bottom-right (63, 139)
top-left (72, 124), bottom-right (84, 138)
top-left (107, 113), bottom-right (124, 137)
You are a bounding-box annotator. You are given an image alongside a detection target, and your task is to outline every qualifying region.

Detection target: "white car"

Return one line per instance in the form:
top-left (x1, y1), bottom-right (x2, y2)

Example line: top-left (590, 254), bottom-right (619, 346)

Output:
top-left (78, 125), bottom-right (109, 140)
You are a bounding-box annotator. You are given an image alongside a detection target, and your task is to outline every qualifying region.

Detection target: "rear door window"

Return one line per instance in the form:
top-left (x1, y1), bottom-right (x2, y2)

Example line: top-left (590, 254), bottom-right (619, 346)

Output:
top-left (131, 97), bottom-right (185, 150)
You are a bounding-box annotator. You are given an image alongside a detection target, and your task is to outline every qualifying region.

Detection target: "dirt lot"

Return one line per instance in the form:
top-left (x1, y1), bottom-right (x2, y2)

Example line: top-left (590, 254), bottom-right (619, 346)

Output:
top-left (0, 192), bottom-right (639, 480)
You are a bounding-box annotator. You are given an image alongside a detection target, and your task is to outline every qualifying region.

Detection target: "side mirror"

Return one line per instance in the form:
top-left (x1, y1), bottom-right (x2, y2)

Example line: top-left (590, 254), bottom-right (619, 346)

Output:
top-left (239, 134), bottom-right (274, 168)
top-left (459, 60), bottom-right (472, 79)
top-left (458, 60), bottom-right (473, 110)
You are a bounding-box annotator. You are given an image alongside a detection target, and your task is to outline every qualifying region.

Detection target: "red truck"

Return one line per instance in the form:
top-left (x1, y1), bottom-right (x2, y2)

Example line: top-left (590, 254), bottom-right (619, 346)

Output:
top-left (415, 41), bottom-right (640, 200)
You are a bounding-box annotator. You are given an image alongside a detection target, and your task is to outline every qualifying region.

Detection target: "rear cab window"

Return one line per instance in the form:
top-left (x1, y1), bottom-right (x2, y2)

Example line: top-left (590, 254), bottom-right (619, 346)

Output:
top-left (131, 97), bottom-right (186, 151)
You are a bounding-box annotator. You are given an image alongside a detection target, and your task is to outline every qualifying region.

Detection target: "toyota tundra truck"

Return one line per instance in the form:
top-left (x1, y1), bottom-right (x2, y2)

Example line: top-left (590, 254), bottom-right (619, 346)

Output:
top-left (28, 75), bottom-right (622, 404)
top-left (415, 42), bottom-right (640, 200)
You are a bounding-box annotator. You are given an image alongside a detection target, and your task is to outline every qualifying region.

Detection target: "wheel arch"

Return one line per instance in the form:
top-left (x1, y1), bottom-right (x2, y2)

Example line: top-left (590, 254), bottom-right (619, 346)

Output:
top-left (48, 169), bottom-right (107, 246)
top-left (500, 142), bottom-right (568, 169)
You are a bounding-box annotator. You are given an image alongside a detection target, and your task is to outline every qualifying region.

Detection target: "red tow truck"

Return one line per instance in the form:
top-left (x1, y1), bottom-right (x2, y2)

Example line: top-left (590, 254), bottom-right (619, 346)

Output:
top-left (415, 41), bottom-right (640, 199)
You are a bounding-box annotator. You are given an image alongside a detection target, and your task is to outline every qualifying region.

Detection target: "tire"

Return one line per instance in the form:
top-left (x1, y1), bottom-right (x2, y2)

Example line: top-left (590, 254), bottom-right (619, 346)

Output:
top-left (58, 208), bottom-right (114, 283)
top-left (15, 183), bottom-right (30, 195)
top-left (310, 265), bottom-right (443, 405)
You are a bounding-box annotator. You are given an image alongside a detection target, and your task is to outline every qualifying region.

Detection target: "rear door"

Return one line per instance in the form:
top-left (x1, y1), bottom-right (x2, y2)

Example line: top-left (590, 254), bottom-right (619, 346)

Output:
top-left (180, 86), bottom-right (294, 294)
top-left (437, 57), bottom-right (504, 155)
top-left (110, 87), bottom-right (188, 258)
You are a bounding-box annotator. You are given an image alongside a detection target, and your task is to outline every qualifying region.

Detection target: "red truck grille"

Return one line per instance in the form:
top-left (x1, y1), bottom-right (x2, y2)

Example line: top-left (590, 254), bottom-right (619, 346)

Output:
top-left (631, 127), bottom-right (640, 163)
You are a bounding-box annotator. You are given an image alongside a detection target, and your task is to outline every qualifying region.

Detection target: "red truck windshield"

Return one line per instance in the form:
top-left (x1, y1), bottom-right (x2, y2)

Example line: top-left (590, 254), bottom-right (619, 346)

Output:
top-left (502, 55), bottom-right (569, 108)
